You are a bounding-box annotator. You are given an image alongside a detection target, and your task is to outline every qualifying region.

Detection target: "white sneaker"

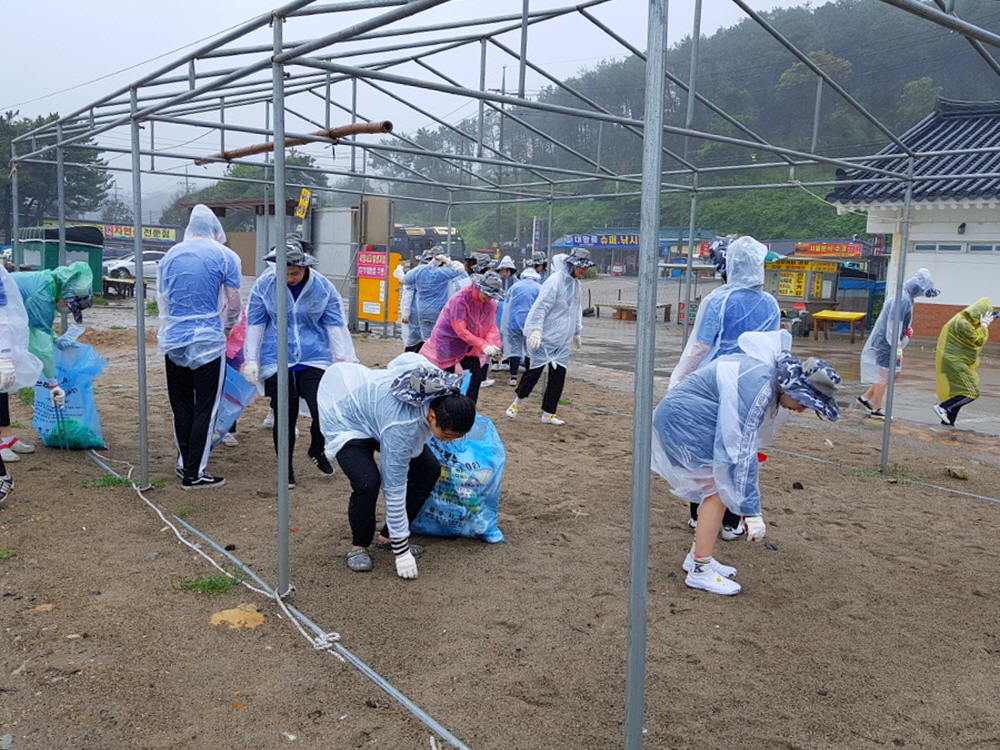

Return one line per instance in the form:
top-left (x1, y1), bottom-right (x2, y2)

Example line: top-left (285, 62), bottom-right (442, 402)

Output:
top-left (481, 378), bottom-right (496, 388)
top-left (687, 518), bottom-right (697, 531)
top-left (541, 412), bottom-right (565, 425)
top-left (6, 438), bottom-right (34, 454)
top-left (505, 403), bottom-right (520, 419)
top-left (221, 433), bottom-right (239, 446)
top-left (508, 376), bottom-right (518, 386)
top-left (0, 447), bottom-right (18, 463)
top-left (685, 560), bottom-right (742, 595)
top-left (683, 550), bottom-right (737, 578)
top-left (933, 404), bottom-right (950, 424)
top-left (262, 409), bottom-right (274, 429)
top-left (720, 520), bottom-right (746, 541)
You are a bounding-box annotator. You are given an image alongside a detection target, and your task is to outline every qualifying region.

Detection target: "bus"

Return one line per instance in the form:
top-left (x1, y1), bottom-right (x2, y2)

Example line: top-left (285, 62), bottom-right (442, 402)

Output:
top-left (392, 224), bottom-right (466, 261)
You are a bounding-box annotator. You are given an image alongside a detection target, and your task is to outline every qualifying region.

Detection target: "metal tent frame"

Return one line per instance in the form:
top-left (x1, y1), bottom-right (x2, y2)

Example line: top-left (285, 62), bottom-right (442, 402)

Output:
top-left (11, 1), bottom-right (1000, 746)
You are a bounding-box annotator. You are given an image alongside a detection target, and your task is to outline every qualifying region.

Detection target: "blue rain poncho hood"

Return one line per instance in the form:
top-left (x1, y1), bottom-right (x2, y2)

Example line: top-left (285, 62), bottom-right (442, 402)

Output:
top-left (318, 352), bottom-right (445, 539)
top-left (522, 253), bottom-right (584, 368)
top-left (244, 264), bottom-right (348, 381)
top-left (669, 236), bottom-right (780, 389)
top-left (652, 330), bottom-right (815, 516)
top-left (860, 267), bottom-right (938, 383)
top-left (157, 205), bottom-right (243, 369)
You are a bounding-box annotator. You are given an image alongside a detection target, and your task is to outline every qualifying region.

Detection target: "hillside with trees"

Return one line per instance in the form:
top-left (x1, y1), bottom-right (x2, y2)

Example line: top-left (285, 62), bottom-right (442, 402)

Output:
top-left (365, 0), bottom-right (1000, 248)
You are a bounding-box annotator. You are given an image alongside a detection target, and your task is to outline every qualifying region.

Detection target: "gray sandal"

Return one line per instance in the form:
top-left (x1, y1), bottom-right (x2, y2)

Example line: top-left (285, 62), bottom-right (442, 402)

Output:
top-left (346, 548), bottom-right (372, 572)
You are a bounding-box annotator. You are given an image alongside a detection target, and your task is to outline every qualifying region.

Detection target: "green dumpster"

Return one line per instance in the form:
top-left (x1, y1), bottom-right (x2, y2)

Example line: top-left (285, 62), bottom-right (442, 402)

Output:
top-left (17, 225), bottom-right (104, 284)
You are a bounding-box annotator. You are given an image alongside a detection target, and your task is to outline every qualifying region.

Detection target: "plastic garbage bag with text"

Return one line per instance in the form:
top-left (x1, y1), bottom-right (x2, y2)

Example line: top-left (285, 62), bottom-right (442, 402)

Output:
top-left (412, 413), bottom-right (506, 543)
top-left (33, 338), bottom-right (108, 449)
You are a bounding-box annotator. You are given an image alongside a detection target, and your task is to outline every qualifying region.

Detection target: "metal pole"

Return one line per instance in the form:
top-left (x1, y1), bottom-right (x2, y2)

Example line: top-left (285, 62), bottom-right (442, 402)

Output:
top-left (625, 0), bottom-right (667, 747)
top-left (681, 189), bottom-right (698, 345)
top-left (10, 145), bottom-right (19, 267)
top-left (350, 77), bottom-right (358, 173)
top-left (810, 78), bottom-right (823, 153)
top-left (56, 123), bottom-right (68, 333)
top-left (131, 88), bottom-right (151, 487)
top-left (477, 39), bottom-right (487, 158)
top-left (517, 0), bottom-right (529, 98)
top-left (880, 159), bottom-right (915, 472)
top-left (683, 0), bottom-right (702, 159)
top-left (273, 13), bottom-right (292, 598)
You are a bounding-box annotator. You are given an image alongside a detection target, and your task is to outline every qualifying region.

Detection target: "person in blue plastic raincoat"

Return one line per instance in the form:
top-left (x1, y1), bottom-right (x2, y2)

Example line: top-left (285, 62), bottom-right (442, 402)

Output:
top-left (669, 235), bottom-right (781, 539)
top-left (11, 260), bottom-right (93, 410)
top-left (318, 352), bottom-right (477, 578)
top-left (933, 297), bottom-right (993, 427)
top-left (652, 330), bottom-right (841, 596)
top-left (393, 254), bottom-right (423, 352)
top-left (403, 248), bottom-right (466, 349)
top-left (504, 249), bottom-right (593, 425)
top-left (157, 205), bottom-right (242, 490)
top-left (0, 266), bottom-right (44, 503)
top-left (499, 267), bottom-right (542, 387)
top-left (857, 268), bottom-right (940, 419)
top-left (243, 238), bottom-right (354, 487)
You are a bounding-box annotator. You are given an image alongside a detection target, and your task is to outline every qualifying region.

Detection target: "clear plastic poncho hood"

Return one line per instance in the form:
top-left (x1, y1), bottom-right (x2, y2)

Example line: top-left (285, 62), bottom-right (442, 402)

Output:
top-left (522, 254), bottom-right (583, 368)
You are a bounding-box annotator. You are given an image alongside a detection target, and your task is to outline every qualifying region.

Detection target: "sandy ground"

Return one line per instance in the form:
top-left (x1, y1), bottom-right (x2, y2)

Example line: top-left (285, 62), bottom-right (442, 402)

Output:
top-left (1, 297), bottom-right (999, 749)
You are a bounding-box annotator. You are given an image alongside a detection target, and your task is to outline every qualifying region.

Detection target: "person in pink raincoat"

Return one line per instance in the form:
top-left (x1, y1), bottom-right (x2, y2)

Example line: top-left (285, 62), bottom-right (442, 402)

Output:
top-left (419, 271), bottom-right (505, 404)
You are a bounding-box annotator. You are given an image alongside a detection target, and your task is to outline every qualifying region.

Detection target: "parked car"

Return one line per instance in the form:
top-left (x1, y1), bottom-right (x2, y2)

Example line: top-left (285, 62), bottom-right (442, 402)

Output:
top-left (103, 250), bottom-right (167, 279)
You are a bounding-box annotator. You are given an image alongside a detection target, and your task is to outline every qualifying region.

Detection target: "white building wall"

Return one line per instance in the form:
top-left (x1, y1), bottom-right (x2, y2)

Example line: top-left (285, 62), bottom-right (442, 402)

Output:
top-left (866, 204), bottom-right (1000, 307)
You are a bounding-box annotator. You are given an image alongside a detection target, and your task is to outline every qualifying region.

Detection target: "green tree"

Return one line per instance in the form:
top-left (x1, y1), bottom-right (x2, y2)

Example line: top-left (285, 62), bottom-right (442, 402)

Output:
top-left (1, 111), bottom-right (111, 243)
top-left (893, 77), bottom-right (942, 133)
top-left (99, 193), bottom-right (134, 223)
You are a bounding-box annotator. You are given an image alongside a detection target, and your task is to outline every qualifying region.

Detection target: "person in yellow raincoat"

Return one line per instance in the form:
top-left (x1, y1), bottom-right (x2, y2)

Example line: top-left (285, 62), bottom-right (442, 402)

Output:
top-left (933, 297), bottom-right (994, 426)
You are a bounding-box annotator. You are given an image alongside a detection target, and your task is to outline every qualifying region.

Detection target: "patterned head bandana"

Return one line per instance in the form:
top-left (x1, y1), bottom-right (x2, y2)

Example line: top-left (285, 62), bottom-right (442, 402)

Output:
top-left (776, 351), bottom-right (841, 420)
top-left (390, 366), bottom-right (464, 405)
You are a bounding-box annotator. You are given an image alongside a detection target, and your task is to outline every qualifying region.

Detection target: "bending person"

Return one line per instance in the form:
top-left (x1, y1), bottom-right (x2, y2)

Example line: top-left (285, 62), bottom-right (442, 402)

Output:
top-left (318, 353), bottom-right (476, 578)
top-left (243, 239), bottom-right (351, 488)
top-left (934, 297), bottom-right (993, 427)
top-left (669, 235), bottom-right (780, 539)
top-left (652, 330), bottom-right (841, 596)
top-left (419, 271), bottom-right (505, 405)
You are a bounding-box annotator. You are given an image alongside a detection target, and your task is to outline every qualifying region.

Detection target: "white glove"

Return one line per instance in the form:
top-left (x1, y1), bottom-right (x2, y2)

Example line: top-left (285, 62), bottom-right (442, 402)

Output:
top-left (527, 330), bottom-right (542, 349)
top-left (50, 386), bottom-right (66, 408)
top-left (0, 359), bottom-right (15, 391)
top-left (483, 345), bottom-right (501, 358)
top-left (573, 334), bottom-right (582, 349)
top-left (981, 315), bottom-right (993, 328)
top-left (401, 313), bottom-right (410, 325)
top-left (395, 550), bottom-right (418, 579)
top-left (744, 515), bottom-right (766, 542)
top-left (243, 362), bottom-right (259, 383)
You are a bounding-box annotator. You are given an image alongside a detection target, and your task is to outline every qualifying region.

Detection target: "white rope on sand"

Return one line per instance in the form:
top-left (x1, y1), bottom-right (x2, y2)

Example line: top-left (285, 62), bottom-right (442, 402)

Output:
top-left (83, 450), bottom-right (467, 750)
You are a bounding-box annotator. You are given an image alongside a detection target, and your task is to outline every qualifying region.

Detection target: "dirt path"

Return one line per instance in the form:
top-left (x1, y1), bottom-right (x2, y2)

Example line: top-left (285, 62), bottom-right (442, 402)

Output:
top-left (1, 314), bottom-right (999, 749)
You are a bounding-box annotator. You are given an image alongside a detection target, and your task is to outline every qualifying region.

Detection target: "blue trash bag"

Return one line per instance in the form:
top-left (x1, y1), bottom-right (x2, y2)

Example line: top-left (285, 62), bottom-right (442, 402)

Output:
top-left (33, 341), bottom-right (108, 450)
top-left (411, 413), bottom-right (506, 543)
top-left (210, 366), bottom-right (257, 449)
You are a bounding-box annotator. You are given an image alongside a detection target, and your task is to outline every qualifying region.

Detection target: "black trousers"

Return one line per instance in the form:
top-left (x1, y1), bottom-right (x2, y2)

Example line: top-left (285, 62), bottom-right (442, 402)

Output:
top-left (940, 394), bottom-right (976, 426)
top-left (444, 355), bottom-right (488, 404)
top-left (336, 438), bottom-right (441, 547)
top-left (263, 366), bottom-right (325, 477)
top-left (515, 361), bottom-right (566, 415)
top-left (165, 355), bottom-right (226, 480)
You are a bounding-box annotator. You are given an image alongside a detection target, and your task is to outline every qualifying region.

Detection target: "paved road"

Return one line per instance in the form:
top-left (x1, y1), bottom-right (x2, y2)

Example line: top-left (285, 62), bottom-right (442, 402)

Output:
top-left (573, 275), bottom-right (1000, 437)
